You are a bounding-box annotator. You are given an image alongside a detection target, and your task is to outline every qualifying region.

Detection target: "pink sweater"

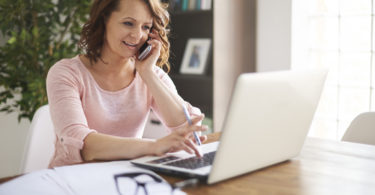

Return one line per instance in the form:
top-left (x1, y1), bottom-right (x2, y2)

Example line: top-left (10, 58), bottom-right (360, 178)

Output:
top-left (46, 55), bottom-right (201, 167)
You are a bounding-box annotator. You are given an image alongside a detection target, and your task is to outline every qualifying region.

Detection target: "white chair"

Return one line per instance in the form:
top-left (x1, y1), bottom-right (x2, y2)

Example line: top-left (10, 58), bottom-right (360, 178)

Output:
top-left (20, 105), bottom-right (56, 173)
top-left (142, 110), bottom-right (169, 139)
top-left (341, 112), bottom-right (375, 146)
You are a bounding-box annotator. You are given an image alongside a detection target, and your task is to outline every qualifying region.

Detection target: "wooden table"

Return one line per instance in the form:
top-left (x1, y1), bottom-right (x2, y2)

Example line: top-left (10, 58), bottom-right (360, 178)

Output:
top-left (164, 132), bottom-right (375, 195)
top-left (1, 132), bottom-right (375, 194)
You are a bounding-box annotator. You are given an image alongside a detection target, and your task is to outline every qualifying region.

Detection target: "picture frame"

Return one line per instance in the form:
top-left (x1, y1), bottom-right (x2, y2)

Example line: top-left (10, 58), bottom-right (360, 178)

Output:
top-left (180, 38), bottom-right (211, 75)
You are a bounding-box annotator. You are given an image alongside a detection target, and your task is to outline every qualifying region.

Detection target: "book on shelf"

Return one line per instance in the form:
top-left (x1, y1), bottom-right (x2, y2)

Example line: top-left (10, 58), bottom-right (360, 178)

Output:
top-left (201, 0), bottom-right (212, 10)
top-left (188, 0), bottom-right (195, 10)
top-left (167, 0), bottom-right (212, 12)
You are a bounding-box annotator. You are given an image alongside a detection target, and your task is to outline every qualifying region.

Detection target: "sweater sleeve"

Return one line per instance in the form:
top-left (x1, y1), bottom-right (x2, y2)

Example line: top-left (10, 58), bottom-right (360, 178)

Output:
top-left (150, 67), bottom-right (202, 133)
top-left (46, 61), bottom-right (96, 165)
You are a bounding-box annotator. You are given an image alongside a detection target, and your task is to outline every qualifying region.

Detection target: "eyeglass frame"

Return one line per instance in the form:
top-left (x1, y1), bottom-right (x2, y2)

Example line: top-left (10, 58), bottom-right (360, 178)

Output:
top-left (113, 172), bottom-right (178, 195)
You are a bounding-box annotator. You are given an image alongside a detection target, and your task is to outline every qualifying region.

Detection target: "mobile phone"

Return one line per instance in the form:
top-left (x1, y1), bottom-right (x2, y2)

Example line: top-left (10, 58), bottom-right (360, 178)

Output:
top-left (138, 38), bottom-right (152, 61)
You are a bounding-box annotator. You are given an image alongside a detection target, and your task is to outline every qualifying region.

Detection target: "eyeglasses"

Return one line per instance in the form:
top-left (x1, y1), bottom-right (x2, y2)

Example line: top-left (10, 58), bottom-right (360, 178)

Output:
top-left (114, 172), bottom-right (179, 195)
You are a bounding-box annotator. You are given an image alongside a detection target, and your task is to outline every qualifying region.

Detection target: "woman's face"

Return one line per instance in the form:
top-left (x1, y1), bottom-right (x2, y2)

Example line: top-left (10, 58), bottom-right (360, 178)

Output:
top-left (103, 0), bottom-right (153, 59)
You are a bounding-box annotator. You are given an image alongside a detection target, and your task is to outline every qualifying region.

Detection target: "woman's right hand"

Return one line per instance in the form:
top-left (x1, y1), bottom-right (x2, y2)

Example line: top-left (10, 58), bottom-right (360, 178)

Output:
top-left (151, 114), bottom-right (208, 157)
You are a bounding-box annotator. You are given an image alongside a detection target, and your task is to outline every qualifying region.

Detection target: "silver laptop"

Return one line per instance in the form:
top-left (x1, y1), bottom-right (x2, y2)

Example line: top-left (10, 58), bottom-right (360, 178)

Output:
top-left (131, 69), bottom-right (327, 184)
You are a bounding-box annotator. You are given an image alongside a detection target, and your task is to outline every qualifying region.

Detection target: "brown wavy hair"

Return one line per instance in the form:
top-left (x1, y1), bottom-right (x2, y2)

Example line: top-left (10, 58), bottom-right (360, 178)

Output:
top-left (78, 0), bottom-right (171, 72)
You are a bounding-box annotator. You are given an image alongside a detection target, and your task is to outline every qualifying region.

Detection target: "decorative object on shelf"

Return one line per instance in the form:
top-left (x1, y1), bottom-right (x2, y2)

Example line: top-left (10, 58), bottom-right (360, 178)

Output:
top-left (180, 38), bottom-right (211, 75)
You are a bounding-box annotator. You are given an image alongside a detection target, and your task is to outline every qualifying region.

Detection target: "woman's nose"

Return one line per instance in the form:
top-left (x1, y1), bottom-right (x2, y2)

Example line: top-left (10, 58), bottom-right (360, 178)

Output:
top-left (130, 27), bottom-right (143, 40)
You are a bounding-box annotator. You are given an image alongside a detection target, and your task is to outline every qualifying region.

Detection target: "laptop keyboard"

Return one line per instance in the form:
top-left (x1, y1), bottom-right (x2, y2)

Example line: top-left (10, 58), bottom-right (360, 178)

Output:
top-left (164, 151), bottom-right (216, 170)
top-left (148, 156), bottom-right (180, 164)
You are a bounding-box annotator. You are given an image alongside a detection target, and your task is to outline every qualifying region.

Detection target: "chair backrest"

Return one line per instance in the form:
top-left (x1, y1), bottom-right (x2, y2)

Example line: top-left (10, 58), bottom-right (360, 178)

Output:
top-left (20, 105), bottom-right (56, 173)
top-left (341, 112), bottom-right (375, 146)
top-left (142, 110), bottom-right (169, 139)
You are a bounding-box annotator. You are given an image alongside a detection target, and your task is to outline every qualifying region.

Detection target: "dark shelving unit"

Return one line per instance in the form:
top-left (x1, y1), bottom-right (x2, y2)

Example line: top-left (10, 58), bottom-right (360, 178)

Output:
top-left (168, 9), bottom-right (213, 117)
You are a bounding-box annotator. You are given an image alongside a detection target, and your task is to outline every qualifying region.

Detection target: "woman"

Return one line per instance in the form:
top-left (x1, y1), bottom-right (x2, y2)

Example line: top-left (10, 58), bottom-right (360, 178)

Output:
top-left (46, 0), bottom-right (207, 167)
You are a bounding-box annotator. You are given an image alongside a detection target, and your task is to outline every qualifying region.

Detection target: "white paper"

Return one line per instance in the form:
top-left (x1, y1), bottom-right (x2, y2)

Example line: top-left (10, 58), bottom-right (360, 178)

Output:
top-left (54, 161), bottom-right (151, 195)
top-left (0, 161), bottom-right (186, 195)
top-left (0, 169), bottom-right (74, 195)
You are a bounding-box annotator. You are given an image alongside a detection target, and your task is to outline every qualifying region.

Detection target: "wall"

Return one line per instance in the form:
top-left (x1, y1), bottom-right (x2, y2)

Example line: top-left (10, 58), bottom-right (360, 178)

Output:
top-left (213, 0), bottom-right (256, 131)
top-left (0, 113), bottom-right (30, 178)
top-left (0, 34), bottom-right (31, 178)
top-left (256, 0), bottom-right (292, 72)
top-left (213, 0), bottom-right (293, 131)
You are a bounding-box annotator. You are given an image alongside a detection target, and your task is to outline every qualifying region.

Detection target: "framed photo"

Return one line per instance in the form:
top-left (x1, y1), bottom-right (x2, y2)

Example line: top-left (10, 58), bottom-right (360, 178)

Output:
top-left (180, 38), bottom-right (211, 75)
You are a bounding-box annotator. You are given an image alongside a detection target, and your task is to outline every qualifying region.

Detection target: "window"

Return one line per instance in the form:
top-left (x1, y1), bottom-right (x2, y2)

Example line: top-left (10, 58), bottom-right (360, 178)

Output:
top-left (292, 0), bottom-right (374, 140)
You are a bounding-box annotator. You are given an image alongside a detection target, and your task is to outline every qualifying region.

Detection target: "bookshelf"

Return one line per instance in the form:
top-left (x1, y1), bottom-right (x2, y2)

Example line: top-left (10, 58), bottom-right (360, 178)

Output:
top-left (164, 0), bottom-right (256, 131)
top-left (168, 8), bottom-right (213, 117)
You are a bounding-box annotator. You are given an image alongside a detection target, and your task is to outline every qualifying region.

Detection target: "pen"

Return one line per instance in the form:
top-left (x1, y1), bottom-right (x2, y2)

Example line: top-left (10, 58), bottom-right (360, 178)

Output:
top-left (182, 105), bottom-right (202, 146)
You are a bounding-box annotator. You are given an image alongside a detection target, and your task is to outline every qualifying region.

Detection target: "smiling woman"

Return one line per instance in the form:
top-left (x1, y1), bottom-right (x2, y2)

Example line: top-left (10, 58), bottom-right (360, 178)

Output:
top-left (102, 1), bottom-right (153, 62)
top-left (46, 0), bottom-right (208, 168)
top-left (79, 0), bottom-right (171, 72)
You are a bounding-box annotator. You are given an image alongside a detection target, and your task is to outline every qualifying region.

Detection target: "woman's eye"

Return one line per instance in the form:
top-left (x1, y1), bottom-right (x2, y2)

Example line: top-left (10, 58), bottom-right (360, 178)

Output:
top-left (123, 22), bottom-right (133, 26)
top-left (143, 26), bottom-right (151, 31)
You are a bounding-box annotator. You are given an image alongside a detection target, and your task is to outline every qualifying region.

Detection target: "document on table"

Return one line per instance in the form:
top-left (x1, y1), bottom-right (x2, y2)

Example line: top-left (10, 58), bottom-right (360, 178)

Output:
top-left (0, 169), bottom-right (74, 195)
top-left (0, 161), bottom-right (185, 195)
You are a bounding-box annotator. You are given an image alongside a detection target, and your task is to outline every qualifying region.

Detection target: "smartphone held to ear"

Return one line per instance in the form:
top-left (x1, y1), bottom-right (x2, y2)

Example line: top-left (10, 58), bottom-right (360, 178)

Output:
top-left (138, 39), bottom-right (152, 61)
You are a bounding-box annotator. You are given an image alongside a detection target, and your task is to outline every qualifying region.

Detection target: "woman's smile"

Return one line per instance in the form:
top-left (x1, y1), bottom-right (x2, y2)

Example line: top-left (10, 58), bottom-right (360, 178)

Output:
top-left (122, 41), bottom-right (138, 50)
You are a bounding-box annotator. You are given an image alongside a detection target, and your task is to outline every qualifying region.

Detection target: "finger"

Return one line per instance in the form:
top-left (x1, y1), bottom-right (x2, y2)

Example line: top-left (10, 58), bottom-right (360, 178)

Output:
top-left (150, 29), bottom-right (162, 39)
top-left (148, 30), bottom-right (160, 40)
top-left (152, 28), bottom-right (158, 35)
top-left (147, 39), bottom-right (161, 51)
top-left (190, 134), bottom-right (207, 143)
top-left (187, 132), bottom-right (194, 140)
top-left (179, 125), bottom-right (201, 136)
top-left (179, 141), bottom-right (194, 155)
top-left (199, 135), bottom-right (207, 144)
top-left (148, 33), bottom-right (162, 45)
top-left (178, 125), bottom-right (208, 138)
top-left (186, 125), bottom-right (208, 136)
top-left (184, 138), bottom-right (202, 157)
top-left (190, 114), bottom-right (205, 125)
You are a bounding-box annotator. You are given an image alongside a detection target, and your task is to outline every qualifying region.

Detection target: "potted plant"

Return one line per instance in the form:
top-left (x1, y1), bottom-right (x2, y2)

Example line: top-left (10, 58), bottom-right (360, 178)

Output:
top-left (0, 0), bottom-right (90, 121)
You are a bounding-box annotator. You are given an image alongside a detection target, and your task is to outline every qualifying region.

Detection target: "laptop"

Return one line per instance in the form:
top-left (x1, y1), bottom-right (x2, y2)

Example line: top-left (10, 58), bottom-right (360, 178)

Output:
top-left (131, 69), bottom-right (327, 184)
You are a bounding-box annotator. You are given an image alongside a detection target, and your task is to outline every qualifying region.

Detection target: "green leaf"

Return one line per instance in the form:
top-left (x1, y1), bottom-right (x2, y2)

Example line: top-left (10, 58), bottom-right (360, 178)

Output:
top-left (7, 36), bottom-right (16, 44)
top-left (20, 29), bottom-right (28, 41)
top-left (32, 26), bottom-right (39, 38)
